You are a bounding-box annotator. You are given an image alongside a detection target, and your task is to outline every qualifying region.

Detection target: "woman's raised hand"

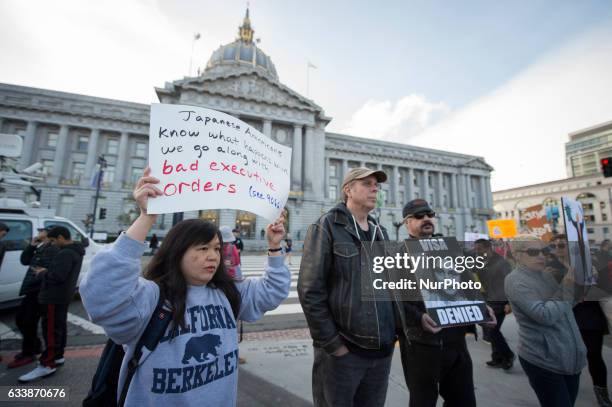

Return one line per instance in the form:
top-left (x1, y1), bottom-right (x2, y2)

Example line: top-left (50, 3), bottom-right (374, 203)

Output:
top-left (133, 167), bottom-right (163, 215)
top-left (266, 211), bottom-right (286, 249)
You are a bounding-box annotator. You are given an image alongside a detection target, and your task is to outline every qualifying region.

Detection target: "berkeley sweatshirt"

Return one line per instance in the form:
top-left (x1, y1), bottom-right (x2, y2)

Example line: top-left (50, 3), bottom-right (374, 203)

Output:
top-left (80, 233), bottom-right (290, 406)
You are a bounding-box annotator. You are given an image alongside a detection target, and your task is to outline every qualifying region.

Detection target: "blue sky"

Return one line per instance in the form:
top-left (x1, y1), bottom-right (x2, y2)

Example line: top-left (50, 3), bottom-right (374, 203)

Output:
top-left (1, 0), bottom-right (611, 190)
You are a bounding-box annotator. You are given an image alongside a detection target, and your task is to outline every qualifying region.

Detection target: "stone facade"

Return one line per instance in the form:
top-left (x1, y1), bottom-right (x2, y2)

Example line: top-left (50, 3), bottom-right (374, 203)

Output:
top-left (0, 11), bottom-right (494, 245)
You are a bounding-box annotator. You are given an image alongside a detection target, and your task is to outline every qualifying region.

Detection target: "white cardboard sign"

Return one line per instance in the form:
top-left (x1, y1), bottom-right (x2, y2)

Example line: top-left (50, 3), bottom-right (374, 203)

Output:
top-left (147, 104), bottom-right (291, 221)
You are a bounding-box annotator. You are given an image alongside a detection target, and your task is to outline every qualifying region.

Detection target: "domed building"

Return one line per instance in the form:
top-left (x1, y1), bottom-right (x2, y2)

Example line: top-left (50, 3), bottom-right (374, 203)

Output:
top-left (0, 8), bottom-right (494, 245)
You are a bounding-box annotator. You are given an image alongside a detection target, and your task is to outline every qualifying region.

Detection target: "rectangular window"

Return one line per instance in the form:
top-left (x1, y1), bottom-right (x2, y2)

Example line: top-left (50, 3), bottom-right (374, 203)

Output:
top-left (329, 185), bottom-right (337, 201)
top-left (58, 196), bottom-right (74, 218)
top-left (71, 162), bottom-right (86, 180)
top-left (0, 219), bottom-right (32, 251)
top-left (104, 166), bottom-right (116, 183)
top-left (329, 164), bottom-right (337, 178)
top-left (130, 167), bottom-right (143, 184)
top-left (399, 190), bottom-right (405, 204)
top-left (135, 142), bottom-right (147, 158)
top-left (107, 139), bottom-right (119, 155)
top-left (47, 132), bottom-right (58, 148)
top-left (77, 135), bottom-right (88, 151)
top-left (41, 160), bottom-right (54, 176)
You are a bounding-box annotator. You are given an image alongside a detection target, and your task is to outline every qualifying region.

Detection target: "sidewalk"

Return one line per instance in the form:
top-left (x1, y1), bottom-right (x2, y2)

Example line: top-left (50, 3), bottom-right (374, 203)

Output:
top-left (239, 315), bottom-right (604, 407)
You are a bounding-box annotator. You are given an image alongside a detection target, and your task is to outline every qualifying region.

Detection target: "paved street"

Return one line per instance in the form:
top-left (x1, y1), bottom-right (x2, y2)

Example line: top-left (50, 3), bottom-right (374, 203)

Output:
top-left (0, 254), bottom-right (610, 406)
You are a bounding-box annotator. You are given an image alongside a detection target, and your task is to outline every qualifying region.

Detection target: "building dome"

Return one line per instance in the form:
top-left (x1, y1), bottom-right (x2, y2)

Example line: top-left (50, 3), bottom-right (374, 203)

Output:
top-left (204, 8), bottom-right (279, 81)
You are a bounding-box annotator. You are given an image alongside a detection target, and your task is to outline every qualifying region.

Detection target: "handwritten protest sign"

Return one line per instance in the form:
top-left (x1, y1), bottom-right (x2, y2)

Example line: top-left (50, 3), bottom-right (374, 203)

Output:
top-left (147, 104), bottom-right (291, 221)
top-left (521, 204), bottom-right (553, 241)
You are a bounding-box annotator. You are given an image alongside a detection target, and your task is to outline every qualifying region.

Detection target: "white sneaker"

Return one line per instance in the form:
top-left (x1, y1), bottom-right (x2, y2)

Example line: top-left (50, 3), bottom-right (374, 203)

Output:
top-left (18, 364), bottom-right (56, 383)
top-left (55, 358), bottom-right (65, 366)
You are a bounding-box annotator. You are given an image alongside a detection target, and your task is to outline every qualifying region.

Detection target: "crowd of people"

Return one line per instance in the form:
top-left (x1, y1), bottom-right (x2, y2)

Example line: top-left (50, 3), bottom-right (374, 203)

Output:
top-left (298, 167), bottom-right (612, 407)
top-left (4, 165), bottom-right (612, 407)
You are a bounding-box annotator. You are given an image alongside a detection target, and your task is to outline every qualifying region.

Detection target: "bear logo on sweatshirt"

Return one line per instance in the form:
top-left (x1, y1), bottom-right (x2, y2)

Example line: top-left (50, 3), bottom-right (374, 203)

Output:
top-left (181, 334), bottom-right (222, 364)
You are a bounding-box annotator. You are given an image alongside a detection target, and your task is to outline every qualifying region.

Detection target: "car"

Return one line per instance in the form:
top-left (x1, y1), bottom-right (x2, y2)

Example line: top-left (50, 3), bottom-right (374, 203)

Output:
top-left (0, 198), bottom-right (103, 309)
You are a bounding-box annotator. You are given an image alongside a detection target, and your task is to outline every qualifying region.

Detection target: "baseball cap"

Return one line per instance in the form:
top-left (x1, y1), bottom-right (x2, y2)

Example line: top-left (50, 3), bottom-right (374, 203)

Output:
top-left (341, 167), bottom-right (387, 191)
top-left (402, 199), bottom-right (434, 219)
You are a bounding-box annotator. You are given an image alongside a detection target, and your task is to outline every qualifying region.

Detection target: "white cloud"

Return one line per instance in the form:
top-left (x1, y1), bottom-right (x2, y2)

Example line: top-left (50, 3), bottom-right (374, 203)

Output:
top-left (340, 94), bottom-right (450, 142)
top-left (409, 23), bottom-right (612, 192)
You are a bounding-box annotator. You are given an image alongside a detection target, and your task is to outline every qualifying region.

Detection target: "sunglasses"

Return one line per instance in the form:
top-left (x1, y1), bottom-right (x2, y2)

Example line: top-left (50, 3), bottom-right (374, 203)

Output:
top-left (548, 242), bottom-right (566, 249)
top-left (409, 211), bottom-right (436, 220)
top-left (518, 248), bottom-right (550, 257)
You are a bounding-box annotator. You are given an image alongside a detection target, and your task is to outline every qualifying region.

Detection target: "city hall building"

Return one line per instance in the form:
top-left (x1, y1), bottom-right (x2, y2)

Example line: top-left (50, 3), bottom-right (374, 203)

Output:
top-left (0, 10), bottom-right (493, 245)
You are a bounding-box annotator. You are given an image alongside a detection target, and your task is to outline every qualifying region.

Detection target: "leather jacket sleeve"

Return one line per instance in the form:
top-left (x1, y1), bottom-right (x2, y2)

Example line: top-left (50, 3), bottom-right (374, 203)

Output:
top-left (297, 222), bottom-right (344, 354)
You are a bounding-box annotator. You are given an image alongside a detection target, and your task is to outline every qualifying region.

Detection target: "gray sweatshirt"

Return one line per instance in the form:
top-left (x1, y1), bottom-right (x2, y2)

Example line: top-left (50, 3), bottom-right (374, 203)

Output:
top-left (80, 234), bottom-right (290, 407)
top-left (504, 265), bottom-right (586, 375)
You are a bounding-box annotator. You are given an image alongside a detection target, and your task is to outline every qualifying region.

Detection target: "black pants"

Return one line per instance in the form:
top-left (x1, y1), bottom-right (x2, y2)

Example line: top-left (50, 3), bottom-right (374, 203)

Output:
top-left (581, 329), bottom-right (608, 388)
top-left (15, 293), bottom-right (42, 356)
top-left (400, 337), bottom-right (476, 407)
top-left (520, 357), bottom-right (580, 407)
top-left (312, 347), bottom-right (392, 407)
top-left (490, 311), bottom-right (514, 362)
top-left (39, 303), bottom-right (69, 368)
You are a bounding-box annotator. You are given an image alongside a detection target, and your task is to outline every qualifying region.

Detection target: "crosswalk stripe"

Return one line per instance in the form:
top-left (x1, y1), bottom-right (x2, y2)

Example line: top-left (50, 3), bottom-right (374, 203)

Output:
top-left (66, 312), bottom-right (106, 335)
top-left (265, 302), bottom-right (303, 316)
top-left (0, 320), bottom-right (22, 340)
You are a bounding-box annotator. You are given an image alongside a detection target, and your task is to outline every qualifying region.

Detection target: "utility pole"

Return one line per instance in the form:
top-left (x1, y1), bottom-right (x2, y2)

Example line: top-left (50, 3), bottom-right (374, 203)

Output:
top-left (90, 155), bottom-right (107, 238)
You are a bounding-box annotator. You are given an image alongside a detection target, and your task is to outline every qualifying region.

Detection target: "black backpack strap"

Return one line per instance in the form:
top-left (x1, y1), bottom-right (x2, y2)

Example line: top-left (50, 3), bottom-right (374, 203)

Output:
top-left (118, 295), bottom-right (172, 407)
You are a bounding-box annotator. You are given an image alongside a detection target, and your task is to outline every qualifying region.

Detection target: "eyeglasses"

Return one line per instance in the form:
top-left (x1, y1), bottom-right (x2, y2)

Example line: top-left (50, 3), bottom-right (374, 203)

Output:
top-left (548, 242), bottom-right (566, 249)
top-left (518, 248), bottom-right (550, 257)
top-left (409, 211), bottom-right (436, 220)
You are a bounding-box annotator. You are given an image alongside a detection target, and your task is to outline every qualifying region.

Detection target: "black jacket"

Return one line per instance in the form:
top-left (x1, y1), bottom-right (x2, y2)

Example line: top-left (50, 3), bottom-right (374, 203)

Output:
top-left (39, 243), bottom-right (85, 304)
top-left (298, 202), bottom-right (409, 354)
top-left (476, 252), bottom-right (512, 312)
top-left (19, 242), bottom-right (60, 296)
top-left (402, 234), bottom-right (476, 346)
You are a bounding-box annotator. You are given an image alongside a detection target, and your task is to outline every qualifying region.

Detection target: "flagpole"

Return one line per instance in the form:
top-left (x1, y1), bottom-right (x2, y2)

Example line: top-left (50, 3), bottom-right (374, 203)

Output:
top-left (90, 155), bottom-right (106, 238)
top-left (189, 33), bottom-right (201, 76)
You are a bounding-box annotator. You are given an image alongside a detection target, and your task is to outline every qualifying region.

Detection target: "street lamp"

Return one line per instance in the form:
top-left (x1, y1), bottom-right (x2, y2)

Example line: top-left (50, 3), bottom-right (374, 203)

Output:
top-left (90, 155), bottom-right (107, 237)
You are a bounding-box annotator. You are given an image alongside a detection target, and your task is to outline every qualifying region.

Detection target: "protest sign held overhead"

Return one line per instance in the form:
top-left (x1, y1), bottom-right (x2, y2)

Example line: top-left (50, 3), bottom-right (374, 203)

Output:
top-left (486, 219), bottom-right (517, 239)
top-left (561, 197), bottom-right (594, 286)
top-left (521, 204), bottom-right (553, 242)
top-left (147, 104), bottom-right (291, 221)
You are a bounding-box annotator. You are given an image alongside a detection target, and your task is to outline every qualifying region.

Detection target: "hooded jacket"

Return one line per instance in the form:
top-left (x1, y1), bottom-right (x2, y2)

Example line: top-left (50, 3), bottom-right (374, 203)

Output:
top-left (38, 242), bottom-right (85, 304)
top-left (298, 202), bottom-right (409, 354)
top-left (19, 242), bottom-right (60, 296)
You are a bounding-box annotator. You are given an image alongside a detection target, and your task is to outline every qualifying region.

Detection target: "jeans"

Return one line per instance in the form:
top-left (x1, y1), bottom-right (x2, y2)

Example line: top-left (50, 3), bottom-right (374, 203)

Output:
top-left (15, 293), bottom-right (42, 356)
top-left (399, 337), bottom-right (476, 407)
top-left (312, 346), bottom-right (392, 407)
top-left (519, 357), bottom-right (581, 407)
top-left (490, 311), bottom-right (514, 362)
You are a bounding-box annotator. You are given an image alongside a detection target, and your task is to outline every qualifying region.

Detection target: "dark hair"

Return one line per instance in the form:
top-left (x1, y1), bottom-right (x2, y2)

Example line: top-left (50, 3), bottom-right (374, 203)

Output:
top-left (47, 226), bottom-right (71, 240)
top-left (474, 238), bottom-right (492, 248)
top-left (552, 233), bottom-right (566, 241)
top-left (143, 219), bottom-right (241, 330)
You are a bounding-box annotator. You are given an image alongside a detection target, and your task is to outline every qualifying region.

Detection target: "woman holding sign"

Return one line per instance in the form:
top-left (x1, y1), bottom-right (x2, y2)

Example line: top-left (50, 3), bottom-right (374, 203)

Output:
top-left (80, 168), bottom-right (290, 407)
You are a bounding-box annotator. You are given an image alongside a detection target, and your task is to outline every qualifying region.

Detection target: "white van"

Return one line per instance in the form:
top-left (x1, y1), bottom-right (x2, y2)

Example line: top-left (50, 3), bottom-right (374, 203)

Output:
top-left (0, 198), bottom-right (103, 308)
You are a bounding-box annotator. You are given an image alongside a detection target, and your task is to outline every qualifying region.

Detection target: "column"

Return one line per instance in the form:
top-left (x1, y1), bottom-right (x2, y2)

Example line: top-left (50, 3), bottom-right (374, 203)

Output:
top-left (0, 117), bottom-right (4, 132)
top-left (19, 121), bottom-right (38, 168)
top-left (83, 128), bottom-right (100, 182)
top-left (407, 167), bottom-right (414, 201)
top-left (263, 119), bottom-right (272, 137)
top-left (303, 126), bottom-right (315, 192)
top-left (451, 173), bottom-right (458, 208)
top-left (361, 161), bottom-right (366, 168)
top-left (485, 176), bottom-right (493, 208)
top-left (437, 172), bottom-right (443, 207)
top-left (423, 169), bottom-right (430, 203)
top-left (392, 166), bottom-right (400, 206)
top-left (51, 125), bottom-right (69, 182)
top-left (342, 159), bottom-right (349, 183)
top-left (465, 175), bottom-right (472, 208)
top-left (479, 176), bottom-right (487, 208)
top-left (324, 157), bottom-right (330, 199)
top-left (115, 131), bottom-right (129, 188)
top-left (291, 125), bottom-right (302, 190)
